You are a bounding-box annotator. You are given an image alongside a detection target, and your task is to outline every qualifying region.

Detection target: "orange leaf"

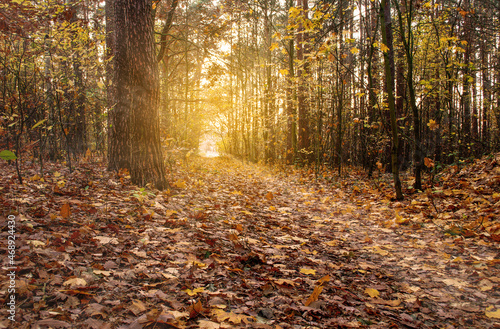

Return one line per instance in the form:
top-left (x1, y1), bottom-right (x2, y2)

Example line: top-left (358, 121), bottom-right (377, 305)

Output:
top-left (60, 203), bottom-right (71, 219)
top-left (317, 274), bottom-right (331, 285)
top-left (305, 285), bottom-right (323, 306)
top-left (265, 192), bottom-right (274, 201)
top-left (188, 300), bottom-right (203, 318)
top-left (424, 157), bottom-right (434, 168)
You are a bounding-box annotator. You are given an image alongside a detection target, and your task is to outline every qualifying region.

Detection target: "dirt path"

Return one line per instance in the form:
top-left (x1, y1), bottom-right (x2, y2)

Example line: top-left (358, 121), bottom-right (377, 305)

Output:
top-left (1, 156), bottom-right (499, 328)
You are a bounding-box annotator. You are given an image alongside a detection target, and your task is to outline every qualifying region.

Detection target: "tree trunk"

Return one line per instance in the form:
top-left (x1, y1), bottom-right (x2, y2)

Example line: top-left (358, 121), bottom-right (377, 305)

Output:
top-left (297, 0), bottom-right (310, 161)
top-left (285, 0), bottom-right (297, 164)
top-left (106, 0), bottom-right (115, 161)
top-left (394, 0), bottom-right (423, 190)
top-left (109, 0), bottom-right (167, 190)
top-left (380, 0), bottom-right (403, 200)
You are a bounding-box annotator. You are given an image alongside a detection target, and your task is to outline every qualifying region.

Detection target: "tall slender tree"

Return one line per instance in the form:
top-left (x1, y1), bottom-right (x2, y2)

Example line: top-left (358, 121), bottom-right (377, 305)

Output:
top-left (380, 0), bottom-right (403, 200)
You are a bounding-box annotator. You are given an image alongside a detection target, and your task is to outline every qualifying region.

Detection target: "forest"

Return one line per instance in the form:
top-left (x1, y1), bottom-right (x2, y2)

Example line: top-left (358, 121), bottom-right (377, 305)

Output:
top-left (1, 0), bottom-right (500, 327)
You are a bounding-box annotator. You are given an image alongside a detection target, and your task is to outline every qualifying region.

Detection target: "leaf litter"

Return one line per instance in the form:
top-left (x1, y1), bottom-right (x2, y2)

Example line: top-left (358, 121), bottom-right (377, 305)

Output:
top-left (0, 154), bottom-right (499, 328)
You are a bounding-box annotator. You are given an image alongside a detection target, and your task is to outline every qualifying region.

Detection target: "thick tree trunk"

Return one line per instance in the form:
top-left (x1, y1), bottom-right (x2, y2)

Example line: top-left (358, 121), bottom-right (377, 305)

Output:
top-left (109, 0), bottom-right (167, 190)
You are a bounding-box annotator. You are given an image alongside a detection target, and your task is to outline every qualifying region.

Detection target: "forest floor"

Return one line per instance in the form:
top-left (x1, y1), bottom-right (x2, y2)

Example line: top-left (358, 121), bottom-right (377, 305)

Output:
top-left (1, 153), bottom-right (500, 328)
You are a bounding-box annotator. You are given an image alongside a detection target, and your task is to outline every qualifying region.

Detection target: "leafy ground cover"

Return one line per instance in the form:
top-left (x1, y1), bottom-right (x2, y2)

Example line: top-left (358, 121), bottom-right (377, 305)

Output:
top-left (1, 154), bottom-right (500, 328)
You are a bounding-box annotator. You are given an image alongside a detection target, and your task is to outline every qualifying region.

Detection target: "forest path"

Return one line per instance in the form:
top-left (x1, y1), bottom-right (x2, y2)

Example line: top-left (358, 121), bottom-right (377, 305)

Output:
top-left (1, 156), bottom-right (499, 328)
top-left (163, 156), bottom-right (499, 328)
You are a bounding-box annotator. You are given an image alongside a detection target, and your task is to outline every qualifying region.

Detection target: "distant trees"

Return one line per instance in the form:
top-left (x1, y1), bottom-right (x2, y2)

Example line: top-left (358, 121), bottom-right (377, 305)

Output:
top-left (0, 1), bottom-right (106, 179)
top-left (211, 0), bottom-right (500, 198)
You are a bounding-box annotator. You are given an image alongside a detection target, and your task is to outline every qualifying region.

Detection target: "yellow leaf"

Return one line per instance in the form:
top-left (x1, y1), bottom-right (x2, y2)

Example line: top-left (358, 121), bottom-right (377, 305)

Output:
top-left (350, 47), bottom-right (359, 54)
top-left (174, 180), bottom-right (186, 188)
top-left (373, 246), bottom-right (389, 256)
top-left (269, 43), bottom-right (279, 51)
top-left (427, 119), bottom-right (439, 131)
top-left (269, 206), bottom-right (276, 211)
top-left (395, 211), bottom-right (409, 225)
top-left (300, 268), bottom-right (316, 275)
top-left (486, 306), bottom-right (500, 319)
top-left (365, 288), bottom-right (380, 298)
top-left (165, 209), bottom-right (177, 216)
top-left (305, 285), bottom-right (323, 306)
top-left (212, 309), bottom-right (252, 324)
top-left (279, 69), bottom-right (289, 76)
top-left (183, 287), bottom-right (205, 296)
top-left (380, 43), bottom-right (389, 53)
top-left (289, 6), bottom-right (301, 19)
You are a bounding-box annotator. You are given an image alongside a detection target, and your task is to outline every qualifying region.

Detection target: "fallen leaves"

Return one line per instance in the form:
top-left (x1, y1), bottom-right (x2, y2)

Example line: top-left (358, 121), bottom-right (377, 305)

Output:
top-left (304, 285), bottom-right (323, 306)
top-left (485, 306), bottom-right (500, 319)
top-left (1, 154), bottom-right (499, 327)
top-left (60, 202), bottom-right (71, 218)
top-left (300, 268), bottom-right (316, 275)
top-left (63, 278), bottom-right (87, 288)
top-left (364, 288), bottom-right (380, 298)
top-left (183, 287), bottom-right (205, 296)
top-left (212, 309), bottom-right (252, 324)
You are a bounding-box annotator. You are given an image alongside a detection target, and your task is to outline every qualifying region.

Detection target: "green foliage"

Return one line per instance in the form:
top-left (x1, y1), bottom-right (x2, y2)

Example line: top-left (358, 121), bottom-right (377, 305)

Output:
top-left (0, 150), bottom-right (17, 161)
top-left (133, 187), bottom-right (155, 203)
